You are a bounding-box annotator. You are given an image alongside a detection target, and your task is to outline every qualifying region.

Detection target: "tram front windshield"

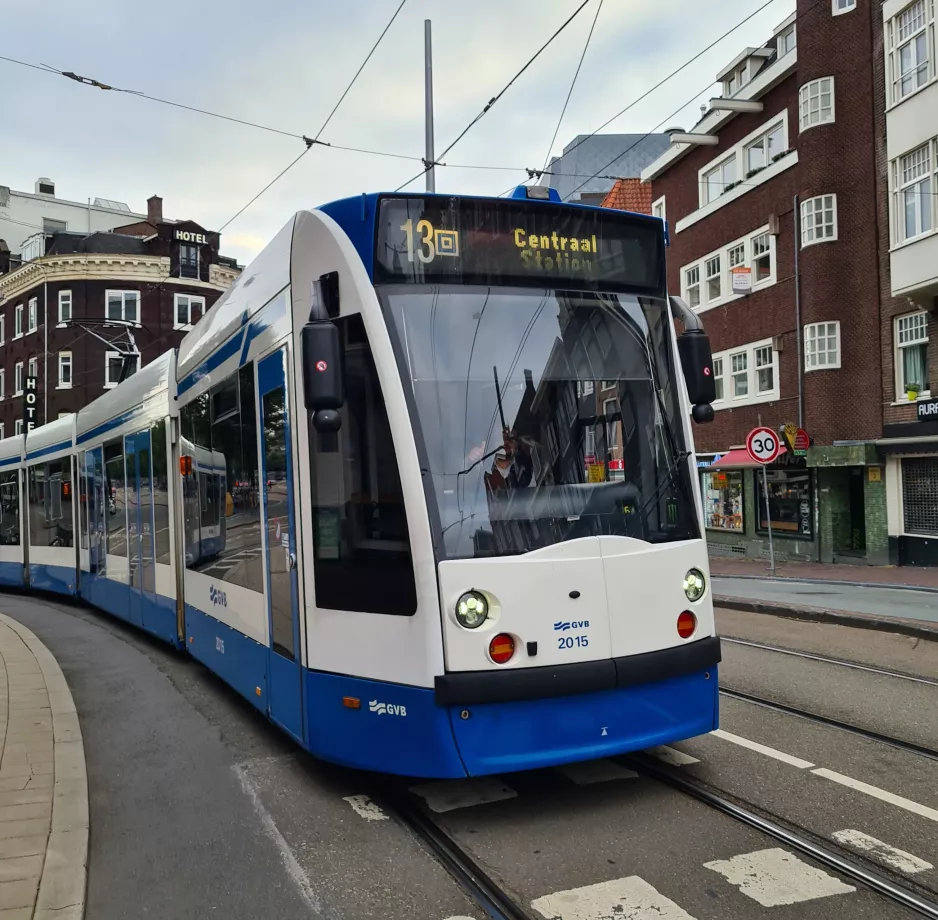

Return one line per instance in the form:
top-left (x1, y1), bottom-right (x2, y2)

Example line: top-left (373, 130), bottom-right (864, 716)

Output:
top-left (382, 287), bottom-right (699, 560)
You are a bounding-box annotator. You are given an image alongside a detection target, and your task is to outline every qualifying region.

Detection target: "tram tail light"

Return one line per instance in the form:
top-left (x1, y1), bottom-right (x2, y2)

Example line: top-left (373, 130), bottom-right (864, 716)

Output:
top-left (489, 633), bottom-right (515, 665)
top-left (677, 611), bottom-right (697, 639)
top-left (343, 697), bottom-right (361, 710)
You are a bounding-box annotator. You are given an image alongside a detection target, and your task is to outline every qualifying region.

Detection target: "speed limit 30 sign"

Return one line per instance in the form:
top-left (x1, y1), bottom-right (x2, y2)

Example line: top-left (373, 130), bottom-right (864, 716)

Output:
top-left (746, 426), bottom-right (781, 464)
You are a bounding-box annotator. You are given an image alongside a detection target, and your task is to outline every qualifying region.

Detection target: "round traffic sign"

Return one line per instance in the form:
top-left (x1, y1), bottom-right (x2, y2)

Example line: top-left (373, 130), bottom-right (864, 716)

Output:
top-left (746, 426), bottom-right (781, 465)
top-left (315, 360), bottom-right (328, 372)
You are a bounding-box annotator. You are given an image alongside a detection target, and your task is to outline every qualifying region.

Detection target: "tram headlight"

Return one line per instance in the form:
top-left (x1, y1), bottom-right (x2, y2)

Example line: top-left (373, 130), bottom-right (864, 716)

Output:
top-left (683, 568), bottom-right (707, 602)
top-left (455, 591), bottom-right (489, 629)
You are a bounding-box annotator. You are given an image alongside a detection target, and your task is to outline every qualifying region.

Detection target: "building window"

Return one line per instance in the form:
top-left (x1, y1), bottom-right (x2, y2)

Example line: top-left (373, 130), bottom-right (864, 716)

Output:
top-left (896, 311), bottom-right (930, 396)
top-left (42, 218), bottom-right (66, 233)
top-left (727, 243), bottom-right (746, 270)
top-left (832, 0), bottom-right (856, 13)
top-left (890, 0), bottom-right (932, 101)
top-left (757, 469), bottom-right (813, 538)
top-left (174, 293), bottom-right (205, 330)
top-left (745, 121), bottom-right (784, 172)
top-left (777, 24), bottom-right (796, 56)
top-left (799, 78), bottom-right (835, 131)
top-left (731, 351), bottom-right (748, 397)
top-left (0, 369), bottom-right (4, 400)
top-left (685, 266), bottom-right (701, 308)
top-left (58, 290), bottom-right (72, 325)
top-left (755, 345), bottom-right (775, 392)
top-left (179, 244), bottom-right (199, 279)
top-left (801, 195), bottom-right (837, 246)
top-left (895, 143), bottom-right (934, 242)
top-left (751, 232), bottom-right (772, 283)
top-left (0, 314), bottom-right (4, 344)
top-left (901, 457), bottom-right (938, 536)
top-left (652, 196), bottom-right (666, 221)
top-left (603, 398), bottom-right (619, 449)
top-left (15, 420), bottom-right (23, 436)
top-left (27, 298), bottom-right (37, 333)
top-left (14, 362), bottom-right (23, 396)
top-left (703, 156), bottom-right (737, 205)
top-left (58, 352), bottom-right (73, 389)
top-left (105, 351), bottom-right (140, 388)
top-left (713, 357), bottom-right (724, 401)
top-left (106, 290), bottom-right (140, 324)
top-left (805, 321), bottom-right (841, 370)
top-left (0, 423), bottom-right (4, 440)
top-left (27, 357), bottom-right (37, 380)
top-left (701, 470), bottom-right (744, 532)
top-left (706, 255), bottom-right (722, 302)
top-left (14, 304), bottom-right (23, 338)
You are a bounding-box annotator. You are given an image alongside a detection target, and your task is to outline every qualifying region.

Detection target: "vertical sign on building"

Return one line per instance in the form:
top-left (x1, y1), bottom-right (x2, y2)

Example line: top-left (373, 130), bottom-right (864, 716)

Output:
top-left (23, 377), bottom-right (39, 433)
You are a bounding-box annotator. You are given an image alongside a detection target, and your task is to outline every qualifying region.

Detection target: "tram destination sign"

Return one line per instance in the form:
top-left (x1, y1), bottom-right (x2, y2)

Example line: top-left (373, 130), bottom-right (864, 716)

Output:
top-left (374, 195), bottom-right (665, 294)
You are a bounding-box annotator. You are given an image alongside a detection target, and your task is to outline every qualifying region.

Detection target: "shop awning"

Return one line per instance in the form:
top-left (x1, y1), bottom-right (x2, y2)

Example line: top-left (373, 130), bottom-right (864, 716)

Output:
top-left (704, 446), bottom-right (788, 469)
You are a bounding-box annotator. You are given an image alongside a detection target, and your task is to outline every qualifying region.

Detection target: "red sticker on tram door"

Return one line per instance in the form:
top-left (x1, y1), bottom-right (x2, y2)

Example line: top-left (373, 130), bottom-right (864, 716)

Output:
top-left (315, 360), bottom-right (328, 372)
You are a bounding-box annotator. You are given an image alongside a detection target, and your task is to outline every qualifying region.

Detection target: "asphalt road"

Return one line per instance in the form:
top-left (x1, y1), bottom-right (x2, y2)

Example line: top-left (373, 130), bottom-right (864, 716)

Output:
top-left (714, 576), bottom-right (938, 623)
top-left (2, 593), bottom-right (936, 919)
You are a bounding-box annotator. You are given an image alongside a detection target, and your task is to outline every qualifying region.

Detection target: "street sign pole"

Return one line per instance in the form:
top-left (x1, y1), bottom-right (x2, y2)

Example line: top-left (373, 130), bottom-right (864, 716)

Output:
top-left (761, 462), bottom-right (775, 577)
top-left (747, 417), bottom-right (778, 578)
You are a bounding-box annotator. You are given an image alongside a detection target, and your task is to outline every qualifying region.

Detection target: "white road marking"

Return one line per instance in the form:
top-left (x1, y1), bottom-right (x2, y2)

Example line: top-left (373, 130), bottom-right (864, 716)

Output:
top-left (531, 875), bottom-right (697, 920)
top-left (556, 759), bottom-right (638, 785)
top-left (343, 794), bottom-right (389, 821)
top-left (711, 729), bottom-right (814, 769)
top-left (232, 764), bottom-right (324, 913)
top-left (646, 746), bottom-right (699, 766)
top-left (832, 829), bottom-right (933, 875)
top-left (409, 777), bottom-right (517, 813)
top-left (813, 768), bottom-right (938, 823)
top-left (704, 847), bottom-right (855, 906)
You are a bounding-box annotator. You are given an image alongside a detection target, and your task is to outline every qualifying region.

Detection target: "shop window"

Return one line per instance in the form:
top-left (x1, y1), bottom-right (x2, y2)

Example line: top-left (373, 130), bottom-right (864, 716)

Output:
top-left (756, 468), bottom-right (813, 539)
top-left (701, 470), bottom-right (744, 532)
top-left (902, 457), bottom-right (938, 536)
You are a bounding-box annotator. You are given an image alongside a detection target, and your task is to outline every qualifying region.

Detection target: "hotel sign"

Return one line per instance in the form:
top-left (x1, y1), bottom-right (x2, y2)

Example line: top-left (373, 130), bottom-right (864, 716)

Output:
top-left (174, 230), bottom-right (209, 244)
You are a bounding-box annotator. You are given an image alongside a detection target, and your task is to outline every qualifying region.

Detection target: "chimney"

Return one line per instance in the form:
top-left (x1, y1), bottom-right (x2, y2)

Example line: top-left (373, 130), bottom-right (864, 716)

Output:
top-left (147, 195), bottom-right (163, 225)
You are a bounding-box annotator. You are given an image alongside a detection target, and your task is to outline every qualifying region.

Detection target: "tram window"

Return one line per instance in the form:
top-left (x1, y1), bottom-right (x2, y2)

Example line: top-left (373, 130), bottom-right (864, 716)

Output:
top-left (150, 421), bottom-right (171, 565)
top-left (79, 457), bottom-right (90, 551)
top-left (0, 472), bottom-right (20, 547)
top-left (27, 458), bottom-right (74, 548)
top-left (180, 365), bottom-right (262, 591)
top-left (307, 313), bottom-right (417, 616)
top-left (104, 439), bottom-right (127, 558)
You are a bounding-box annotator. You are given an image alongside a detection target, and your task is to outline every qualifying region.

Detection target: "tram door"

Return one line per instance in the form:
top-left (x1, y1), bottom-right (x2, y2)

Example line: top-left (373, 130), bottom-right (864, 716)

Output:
top-left (125, 430), bottom-right (156, 628)
top-left (258, 349), bottom-right (304, 743)
top-left (84, 448), bottom-right (105, 575)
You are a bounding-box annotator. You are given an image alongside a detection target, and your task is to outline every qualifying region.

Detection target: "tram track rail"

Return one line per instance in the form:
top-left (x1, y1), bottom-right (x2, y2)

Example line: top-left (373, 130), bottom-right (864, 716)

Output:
top-left (723, 637), bottom-right (938, 687)
top-left (628, 753), bottom-right (938, 919)
top-left (720, 686), bottom-right (938, 763)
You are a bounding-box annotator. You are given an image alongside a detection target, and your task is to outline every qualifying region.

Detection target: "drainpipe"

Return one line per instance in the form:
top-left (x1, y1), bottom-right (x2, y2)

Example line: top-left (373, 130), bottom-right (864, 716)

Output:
top-left (793, 194), bottom-right (803, 429)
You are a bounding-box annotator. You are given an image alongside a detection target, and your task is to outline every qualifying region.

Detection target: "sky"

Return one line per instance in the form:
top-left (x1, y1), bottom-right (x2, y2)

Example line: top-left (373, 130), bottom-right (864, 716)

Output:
top-left (1, 0), bottom-right (794, 267)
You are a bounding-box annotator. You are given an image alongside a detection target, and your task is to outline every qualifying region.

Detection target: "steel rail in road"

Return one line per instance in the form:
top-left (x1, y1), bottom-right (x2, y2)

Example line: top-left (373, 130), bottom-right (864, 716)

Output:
top-left (720, 686), bottom-right (938, 762)
top-left (723, 637), bottom-right (938, 687)
top-left (630, 753), bottom-right (938, 920)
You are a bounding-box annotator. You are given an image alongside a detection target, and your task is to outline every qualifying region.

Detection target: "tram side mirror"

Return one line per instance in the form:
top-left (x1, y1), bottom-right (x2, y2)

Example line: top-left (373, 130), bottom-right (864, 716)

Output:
top-left (677, 329), bottom-right (717, 410)
top-left (301, 321), bottom-right (344, 434)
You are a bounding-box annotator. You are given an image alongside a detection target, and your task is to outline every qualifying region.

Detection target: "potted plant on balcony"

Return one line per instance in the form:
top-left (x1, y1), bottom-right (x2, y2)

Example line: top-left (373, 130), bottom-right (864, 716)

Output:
top-left (906, 381), bottom-right (922, 401)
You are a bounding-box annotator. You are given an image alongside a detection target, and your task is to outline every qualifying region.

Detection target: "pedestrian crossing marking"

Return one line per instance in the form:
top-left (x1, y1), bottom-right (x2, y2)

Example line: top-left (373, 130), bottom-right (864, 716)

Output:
top-left (409, 777), bottom-right (517, 813)
top-left (832, 829), bottom-right (933, 875)
top-left (704, 847), bottom-right (855, 906)
top-left (531, 875), bottom-right (697, 920)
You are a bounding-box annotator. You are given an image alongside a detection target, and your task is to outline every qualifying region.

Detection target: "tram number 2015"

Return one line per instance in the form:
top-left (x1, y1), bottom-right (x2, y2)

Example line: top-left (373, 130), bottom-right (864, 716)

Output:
top-left (558, 635), bottom-right (589, 650)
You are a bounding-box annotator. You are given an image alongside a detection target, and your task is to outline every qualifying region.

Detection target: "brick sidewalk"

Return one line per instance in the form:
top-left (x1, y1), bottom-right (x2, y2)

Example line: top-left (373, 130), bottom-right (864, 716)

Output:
top-left (0, 615), bottom-right (88, 919)
top-left (709, 555), bottom-right (938, 590)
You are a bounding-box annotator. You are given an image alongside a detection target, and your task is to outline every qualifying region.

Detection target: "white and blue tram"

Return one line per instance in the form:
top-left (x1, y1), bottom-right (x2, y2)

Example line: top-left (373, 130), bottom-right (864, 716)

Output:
top-left (0, 186), bottom-right (721, 777)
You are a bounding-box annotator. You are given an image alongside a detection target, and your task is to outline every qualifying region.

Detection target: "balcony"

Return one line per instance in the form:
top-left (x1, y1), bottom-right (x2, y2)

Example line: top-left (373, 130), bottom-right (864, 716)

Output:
top-left (891, 230), bottom-right (938, 299)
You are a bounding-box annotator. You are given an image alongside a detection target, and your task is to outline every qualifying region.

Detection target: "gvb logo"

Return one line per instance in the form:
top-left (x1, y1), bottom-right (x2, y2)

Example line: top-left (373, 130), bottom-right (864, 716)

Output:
top-left (209, 586), bottom-right (228, 608)
top-left (554, 620), bottom-right (590, 632)
top-left (368, 700), bottom-right (407, 717)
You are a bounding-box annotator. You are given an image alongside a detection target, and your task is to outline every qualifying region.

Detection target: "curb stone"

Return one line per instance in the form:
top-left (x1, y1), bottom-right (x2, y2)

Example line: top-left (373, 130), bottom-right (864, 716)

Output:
top-left (0, 614), bottom-right (88, 920)
top-left (714, 595), bottom-right (938, 642)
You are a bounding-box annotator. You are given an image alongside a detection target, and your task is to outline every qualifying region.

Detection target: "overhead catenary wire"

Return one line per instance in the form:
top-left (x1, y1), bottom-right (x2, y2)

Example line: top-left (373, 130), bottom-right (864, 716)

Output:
top-left (395, 0), bottom-right (593, 192)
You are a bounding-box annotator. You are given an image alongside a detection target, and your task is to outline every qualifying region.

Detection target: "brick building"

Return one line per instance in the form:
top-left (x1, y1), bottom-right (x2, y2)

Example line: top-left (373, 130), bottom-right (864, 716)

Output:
top-left (638, 0), bottom-right (938, 567)
top-left (0, 196), bottom-right (239, 436)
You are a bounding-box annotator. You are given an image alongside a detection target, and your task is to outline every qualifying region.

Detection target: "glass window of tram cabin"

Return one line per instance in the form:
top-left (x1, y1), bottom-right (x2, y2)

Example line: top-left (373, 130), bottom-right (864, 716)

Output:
top-left (373, 195), bottom-right (698, 560)
top-left (0, 471), bottom-right (20, 547)
top-left (27, 458), bottom-right (74, 548)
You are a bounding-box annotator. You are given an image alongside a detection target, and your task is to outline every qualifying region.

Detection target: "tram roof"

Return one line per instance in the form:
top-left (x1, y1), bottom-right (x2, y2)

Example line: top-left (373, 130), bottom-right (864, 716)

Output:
top-left (24, 413), bottom-right (76, 462)
top-left (0, 434), bottom-right (24, 467)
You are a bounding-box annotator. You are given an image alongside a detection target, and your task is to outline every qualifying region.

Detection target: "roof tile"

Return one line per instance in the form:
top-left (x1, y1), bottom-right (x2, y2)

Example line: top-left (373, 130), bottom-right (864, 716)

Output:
top-left (600, 178), bottom-right (653, 214)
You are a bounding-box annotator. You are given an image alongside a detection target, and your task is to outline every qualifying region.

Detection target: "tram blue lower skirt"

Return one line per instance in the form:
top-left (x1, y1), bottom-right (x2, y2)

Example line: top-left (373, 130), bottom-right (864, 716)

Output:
top-left (80, 574), bottom-right (181, 647)
top-left (28, 564), bottom-right (76, 596)
top-left (0, 562), bottom-right (24, 588)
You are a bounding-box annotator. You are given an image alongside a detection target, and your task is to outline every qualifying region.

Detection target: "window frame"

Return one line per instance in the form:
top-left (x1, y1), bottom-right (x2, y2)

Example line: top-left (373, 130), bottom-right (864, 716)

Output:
top-left (684, 265), bottom-right (701, 308)
top-left (14, 362), bottom-right (24, 396)
top-left (58, 351), bottom-right (73, 389)
top-left (105, 289), bottom-right (141, 325)
top-left (894, 310), bottom-right (931, 399)
top-left (0, 313), bottom-right (4, 345)
top-left (104, 350), bottom-right (141, 389)
top-left (777, 23), bottom-right (796, 57)
top-left (652, 196), bottom-right (666, 222)
top-left (27, 357), bottom-right (38, 380)
top-left (179, 243), bottom-right (200, 280)
top-left (58, 289), bottom-right (72, 326)
top-left (893, 141), bottom-right (935, 244)
top-left (27, 297), bottom-right (37, 334)
top-left (712, 356), bottom-right (725, 403)
top-left (755, 468), bottom-right (814, 540)
top-left (173, 293), bottom-right (206, 331)
top-left (0, 369), bottom-right (4, 400)
top-left (14, 303), bottom-right (23, 339)
top-left (887, 0), bottom-right (935, 105)
top-left (832, 0), bottom-right (856, 14)
top-left (804, 321), bottom-right (842, 371)
top-left (799, 77), bottom-right (835, 131)
top-left (710, 338), bottom-right (779, 409)
top-left (15, 420), bottom-right (23, 436)
top-left (801, 194), bottom-right (838, 247)
top-left (744, 121), bottom-right (785, 173)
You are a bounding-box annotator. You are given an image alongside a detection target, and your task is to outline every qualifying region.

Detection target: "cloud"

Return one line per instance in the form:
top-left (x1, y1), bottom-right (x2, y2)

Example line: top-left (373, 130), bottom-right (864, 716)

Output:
top-left (2, 0), bottom-right (793, 266)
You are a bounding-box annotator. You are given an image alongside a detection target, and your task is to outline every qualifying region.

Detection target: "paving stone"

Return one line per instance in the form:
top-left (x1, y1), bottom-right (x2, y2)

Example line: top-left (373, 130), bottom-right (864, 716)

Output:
top-left (0, 820), bottom-right (50, 841)
top-left (0, 878), bottom-right (38, 910)
top-left (0, 803), bottom-right (51, 824)
top-left (0, 856), bottom-right (43, 883)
